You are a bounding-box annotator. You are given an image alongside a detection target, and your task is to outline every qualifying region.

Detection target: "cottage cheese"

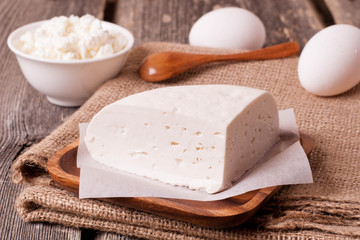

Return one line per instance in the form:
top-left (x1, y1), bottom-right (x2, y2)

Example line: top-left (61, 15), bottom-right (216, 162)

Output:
top-left (17, 14), bottom-right (128, 60)
top-left (85, 85), bottom-right (280, 194)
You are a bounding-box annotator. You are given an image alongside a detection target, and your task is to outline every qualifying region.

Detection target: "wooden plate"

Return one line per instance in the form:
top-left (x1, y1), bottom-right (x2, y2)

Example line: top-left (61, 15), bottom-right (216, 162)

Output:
top-left (47, 133), bottom-right (314, 228)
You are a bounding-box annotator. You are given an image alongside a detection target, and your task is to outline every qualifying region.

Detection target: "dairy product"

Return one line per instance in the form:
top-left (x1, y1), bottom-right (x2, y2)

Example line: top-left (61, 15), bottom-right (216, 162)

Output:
top-left (17, 14), bottom-right (128, 60)
top-left (84, 85), bottom-right (279, 194)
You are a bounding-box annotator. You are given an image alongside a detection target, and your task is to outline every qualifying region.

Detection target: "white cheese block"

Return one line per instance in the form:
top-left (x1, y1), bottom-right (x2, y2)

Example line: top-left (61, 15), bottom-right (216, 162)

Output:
top-left (84, 85), bottom-right (279, 194)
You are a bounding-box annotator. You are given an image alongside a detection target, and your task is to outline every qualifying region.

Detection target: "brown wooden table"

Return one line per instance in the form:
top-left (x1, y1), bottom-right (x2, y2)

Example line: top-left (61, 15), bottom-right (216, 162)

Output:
top-left (1, 0), bottom-right (359, 239)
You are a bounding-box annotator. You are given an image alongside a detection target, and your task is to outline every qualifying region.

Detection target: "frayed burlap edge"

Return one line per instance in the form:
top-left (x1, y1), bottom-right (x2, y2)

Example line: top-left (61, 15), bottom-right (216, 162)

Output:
top-left (16, 184), bottom-right (359, 239)
top-left (11, 43), bottom-right (244, 185)
top-left (11, 42), bottom-right (360, 239)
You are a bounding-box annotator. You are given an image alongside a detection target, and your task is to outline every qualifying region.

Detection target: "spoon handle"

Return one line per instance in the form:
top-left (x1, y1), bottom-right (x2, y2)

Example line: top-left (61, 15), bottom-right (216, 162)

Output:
top-left (140, 42), bottom-right (300, 82)
top-left (213, 41), bottom-right (300, 61)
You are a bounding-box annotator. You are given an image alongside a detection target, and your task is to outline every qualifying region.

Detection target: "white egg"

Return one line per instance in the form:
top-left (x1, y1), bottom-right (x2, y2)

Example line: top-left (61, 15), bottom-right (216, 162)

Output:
top-left (189, 7), bottom-right (266, 50)
top-left (298, 24), bottom-right (360, 96)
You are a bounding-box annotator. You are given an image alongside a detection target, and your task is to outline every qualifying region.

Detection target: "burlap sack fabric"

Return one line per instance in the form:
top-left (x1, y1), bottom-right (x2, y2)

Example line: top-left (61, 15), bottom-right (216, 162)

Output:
top-left (12, 42), bottom-right (360, 239)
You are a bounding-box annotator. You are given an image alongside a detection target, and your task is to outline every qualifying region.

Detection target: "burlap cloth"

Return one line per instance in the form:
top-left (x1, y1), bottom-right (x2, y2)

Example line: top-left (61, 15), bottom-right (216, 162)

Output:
top-left (12, 42), bottom-right (360, 239)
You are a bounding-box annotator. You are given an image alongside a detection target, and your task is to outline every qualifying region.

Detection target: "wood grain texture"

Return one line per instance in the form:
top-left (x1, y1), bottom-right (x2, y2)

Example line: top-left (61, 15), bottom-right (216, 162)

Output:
top-left (99, 0), bottom-right (325, 239)
top-left (324, 0), bottom-right (360, 27)
top-left (114, 0), bottom-right (324, 49)
top-left (139, 42), bottom-right (300, 82)
top-left (1, 0), bottom-right (359, 239)
top-left (0, 1), bottom-right (105, 240)
top-left (47, 134), bottom-right (313, 228)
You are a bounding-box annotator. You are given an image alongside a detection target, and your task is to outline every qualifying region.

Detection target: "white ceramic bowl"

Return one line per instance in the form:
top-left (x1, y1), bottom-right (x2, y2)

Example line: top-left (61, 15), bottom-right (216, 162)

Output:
top-left (7, 20), bottom-right (134, 107)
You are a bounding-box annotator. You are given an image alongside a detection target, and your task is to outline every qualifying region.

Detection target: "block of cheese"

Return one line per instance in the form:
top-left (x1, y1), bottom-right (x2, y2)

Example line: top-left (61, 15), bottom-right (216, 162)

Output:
top-left (84, 85), bottom-right (279, 194)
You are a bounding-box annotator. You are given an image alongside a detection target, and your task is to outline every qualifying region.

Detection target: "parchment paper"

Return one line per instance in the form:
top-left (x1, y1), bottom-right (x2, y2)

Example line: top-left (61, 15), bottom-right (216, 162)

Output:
top-left (77, 108), bottom-right (313, 201)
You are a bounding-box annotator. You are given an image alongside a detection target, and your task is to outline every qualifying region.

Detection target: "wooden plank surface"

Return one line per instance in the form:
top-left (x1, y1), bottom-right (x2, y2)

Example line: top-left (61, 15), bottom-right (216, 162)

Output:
top-left (114, 0), bottom-right (324, 49)
top-left (0, 1), bottom-right (105, 240)
top-left (324, 0), bottom-right (360, 26)
top-left (1, 0), bottom-right (359, 239)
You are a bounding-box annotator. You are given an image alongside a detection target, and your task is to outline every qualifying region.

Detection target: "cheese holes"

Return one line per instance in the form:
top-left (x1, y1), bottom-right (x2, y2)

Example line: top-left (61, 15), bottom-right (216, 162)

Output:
top-left (251, 150), bottom-right (256, 157)
top-left (192, 157), bottom-right (202, 165)
top-left (116, 127), bottom-right (127, 135)
top-left (175, 158), bottom-right (183, 166)
top-left (130, 151), bottom-right (148, 157)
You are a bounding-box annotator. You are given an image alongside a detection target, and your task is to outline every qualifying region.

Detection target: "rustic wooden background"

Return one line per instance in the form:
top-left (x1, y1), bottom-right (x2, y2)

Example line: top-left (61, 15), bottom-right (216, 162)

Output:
top-left (0, 0), bottom-right (359, 239)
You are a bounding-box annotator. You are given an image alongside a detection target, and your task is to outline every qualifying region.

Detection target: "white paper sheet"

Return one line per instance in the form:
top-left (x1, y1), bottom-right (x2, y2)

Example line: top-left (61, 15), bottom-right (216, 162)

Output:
top-left (77, 109), bottom-right (313, 201)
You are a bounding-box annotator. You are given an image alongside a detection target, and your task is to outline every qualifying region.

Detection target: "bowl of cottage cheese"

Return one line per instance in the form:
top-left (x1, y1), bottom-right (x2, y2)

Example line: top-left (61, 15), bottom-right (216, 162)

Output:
top-left (7, 14), bottom-right (134, 107)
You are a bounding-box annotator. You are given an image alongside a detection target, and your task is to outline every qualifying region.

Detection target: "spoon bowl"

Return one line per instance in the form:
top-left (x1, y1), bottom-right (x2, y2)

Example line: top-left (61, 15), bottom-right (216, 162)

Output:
top-left (139, 42), bottom-right (300, 82)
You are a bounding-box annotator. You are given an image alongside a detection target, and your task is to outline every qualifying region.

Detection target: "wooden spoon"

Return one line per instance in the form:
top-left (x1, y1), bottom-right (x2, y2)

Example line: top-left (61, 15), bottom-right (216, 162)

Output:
top-left (139, 42), bottom-right (300, 82)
